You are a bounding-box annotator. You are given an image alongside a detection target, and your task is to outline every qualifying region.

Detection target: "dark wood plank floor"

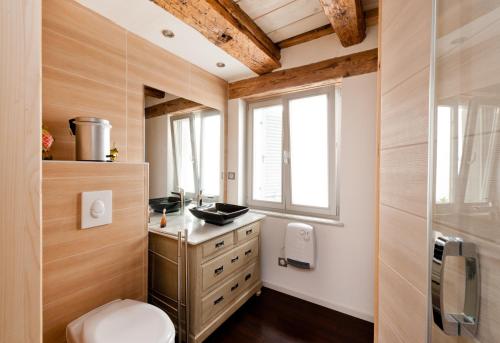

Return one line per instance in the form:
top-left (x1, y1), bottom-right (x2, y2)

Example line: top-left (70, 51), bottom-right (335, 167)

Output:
top-left (204, 287), bottom-right (373, 343)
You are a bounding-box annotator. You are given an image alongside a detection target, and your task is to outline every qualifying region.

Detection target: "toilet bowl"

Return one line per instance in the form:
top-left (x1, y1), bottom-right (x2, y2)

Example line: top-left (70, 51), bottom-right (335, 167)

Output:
top-left (66, 299), bottom-right (175, 343)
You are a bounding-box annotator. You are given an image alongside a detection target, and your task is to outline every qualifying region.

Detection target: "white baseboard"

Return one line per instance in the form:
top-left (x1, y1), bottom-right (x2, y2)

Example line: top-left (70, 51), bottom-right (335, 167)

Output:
top-left (262, 281), bottom-right (374, 323)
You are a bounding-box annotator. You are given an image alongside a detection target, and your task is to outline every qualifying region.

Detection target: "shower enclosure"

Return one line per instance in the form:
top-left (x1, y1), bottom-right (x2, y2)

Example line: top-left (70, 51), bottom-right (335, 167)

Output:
top-left (429, 0), bottom-right (500, 342)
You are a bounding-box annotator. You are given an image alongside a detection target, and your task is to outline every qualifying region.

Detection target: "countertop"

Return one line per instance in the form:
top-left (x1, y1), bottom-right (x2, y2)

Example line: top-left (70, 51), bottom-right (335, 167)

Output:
top-left (148, 207), bottom-right (266, 245)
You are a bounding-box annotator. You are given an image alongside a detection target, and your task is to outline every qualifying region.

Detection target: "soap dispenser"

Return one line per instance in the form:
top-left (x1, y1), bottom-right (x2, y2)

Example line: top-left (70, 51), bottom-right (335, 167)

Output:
top-left (160, 208), bottom-right (167, 228)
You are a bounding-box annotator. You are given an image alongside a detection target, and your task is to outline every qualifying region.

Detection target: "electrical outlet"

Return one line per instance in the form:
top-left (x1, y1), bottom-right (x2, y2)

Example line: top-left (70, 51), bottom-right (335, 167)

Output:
top-left (278, 257), bottom-right (288, 267)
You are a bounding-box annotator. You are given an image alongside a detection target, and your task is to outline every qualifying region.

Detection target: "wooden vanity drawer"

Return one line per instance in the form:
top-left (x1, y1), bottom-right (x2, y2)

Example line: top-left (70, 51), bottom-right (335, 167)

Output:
top-left (240, 237), bottom-right (259, 266)
top-left (202, 248), bottom-right (239, 291)
top-left (201, 262), bottom-right (260, 324)
top-left (202, 237), bottom-right (259, 291)
top-left (236, 222), bottom-right (260, 242)
top-left (202, 232), bottom-right (234, 259)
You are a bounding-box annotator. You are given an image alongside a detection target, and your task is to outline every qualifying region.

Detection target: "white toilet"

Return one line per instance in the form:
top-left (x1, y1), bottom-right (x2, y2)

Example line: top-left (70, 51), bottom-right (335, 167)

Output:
top-left (66, 299), bottom-right (176, 343)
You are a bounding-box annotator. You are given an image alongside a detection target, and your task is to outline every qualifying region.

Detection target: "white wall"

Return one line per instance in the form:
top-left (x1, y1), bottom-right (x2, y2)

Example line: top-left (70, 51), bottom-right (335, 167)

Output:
top-left (279, 25), bottom-right (378, 70)
top-left (227, 99), bottom-right (246, 204)
top-left (227, 72), bottom-right (377, 322)
top-left (145, 116), bottom-right (173, 199)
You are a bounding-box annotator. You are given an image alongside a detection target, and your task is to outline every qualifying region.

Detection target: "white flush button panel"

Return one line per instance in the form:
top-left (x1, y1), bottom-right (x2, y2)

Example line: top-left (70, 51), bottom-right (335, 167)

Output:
top-left (81, 190), bottom-right (112, 229)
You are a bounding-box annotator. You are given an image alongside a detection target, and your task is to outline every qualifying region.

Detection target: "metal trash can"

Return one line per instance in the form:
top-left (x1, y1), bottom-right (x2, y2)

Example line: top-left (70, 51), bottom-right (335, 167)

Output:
top-left (69, 117), bottom-right (112, 161)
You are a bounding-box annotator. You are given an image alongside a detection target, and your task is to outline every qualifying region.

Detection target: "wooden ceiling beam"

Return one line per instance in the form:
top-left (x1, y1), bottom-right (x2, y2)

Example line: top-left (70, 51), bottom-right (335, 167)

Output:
top-left (228, 48), bottom-right (378, 99)
top-left (277, 8), bottom-right (377, 49)
top-left (319, 0), bottom-right (366, 47)
top-left (277, 24), bottom-right (334, 49)
top-left (145, 98), bottom-right (208, 119)
top-left (144, 85), bottom-right (166, 99)
top-left (152, 0), bottom-right (281, 75)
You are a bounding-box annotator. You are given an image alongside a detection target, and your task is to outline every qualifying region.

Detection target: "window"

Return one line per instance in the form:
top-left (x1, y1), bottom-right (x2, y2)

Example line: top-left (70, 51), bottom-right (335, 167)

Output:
top-left (434, 99), bottom-right (500, 211)
top-left (171, 110), bottom-right (222, 199)
top-left (247, 87), bottom-right (339, 217)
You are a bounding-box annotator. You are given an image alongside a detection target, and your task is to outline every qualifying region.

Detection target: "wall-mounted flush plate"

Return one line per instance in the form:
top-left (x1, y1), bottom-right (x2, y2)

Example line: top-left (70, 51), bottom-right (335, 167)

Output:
top-left (278, 257), bottom-right (288, 267)
top-left (81, 190), bottom-right (112, 229)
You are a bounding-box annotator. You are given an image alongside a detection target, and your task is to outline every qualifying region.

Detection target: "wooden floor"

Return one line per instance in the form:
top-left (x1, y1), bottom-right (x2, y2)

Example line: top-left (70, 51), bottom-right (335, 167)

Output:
top-left (204, 287), bottom-right (374, 343)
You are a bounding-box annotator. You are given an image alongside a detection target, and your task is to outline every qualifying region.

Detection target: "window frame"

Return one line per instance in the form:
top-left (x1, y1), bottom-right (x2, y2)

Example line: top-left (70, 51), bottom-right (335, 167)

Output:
top-left (246, 86), bottom-right (339, 218)
top-left (247, 97), bottom-right (285, 210)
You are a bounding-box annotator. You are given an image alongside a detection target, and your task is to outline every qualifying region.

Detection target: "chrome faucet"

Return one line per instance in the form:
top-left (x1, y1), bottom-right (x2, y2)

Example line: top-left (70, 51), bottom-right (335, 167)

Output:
top-left (172, 188), bottom-right (185, 214)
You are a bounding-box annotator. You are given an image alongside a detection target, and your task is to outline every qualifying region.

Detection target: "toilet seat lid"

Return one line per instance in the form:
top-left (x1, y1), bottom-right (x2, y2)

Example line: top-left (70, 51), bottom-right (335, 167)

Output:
top-left (81, 300), bottom-right (175, 343)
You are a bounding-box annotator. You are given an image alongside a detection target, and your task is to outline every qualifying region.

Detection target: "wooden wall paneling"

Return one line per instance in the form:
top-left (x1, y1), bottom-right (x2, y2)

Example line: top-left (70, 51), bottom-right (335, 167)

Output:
top-left (0, 0), bottom-right (42, 342)
top-left (379, 262), bottom-right (427, 343)
top-left (125, 32), bottom-right (228, 162)
top-left (43, 267), bottom-right (145, 343)
top-left (380, 69), bottom-right (430, 149)
top-left (379, 205), bottom-right (428, 294)
top-left (378, 0), bottom-right (432, 341)
top-left (379, 313), bottom-right (405, 342)
top-left (42, 0), bottom-right (127, 161)
top-left (380, 0), bottom-right (432, 95)
top-left (43, 0), bottom-right (229, 163)
top-left (189, 63), bottom-right (228, 112)
top-left (42, 66), bottom-right (127, 161)
top-left (379, 144), bottom-right (428, 218)
top-left (42, 161), bottom-right (148, 343)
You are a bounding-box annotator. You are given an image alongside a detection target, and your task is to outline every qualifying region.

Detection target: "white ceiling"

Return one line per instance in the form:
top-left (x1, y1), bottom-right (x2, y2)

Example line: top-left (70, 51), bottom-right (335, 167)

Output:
top-left (235, 0), bottom-right (379, 42)
top-left (76, 0), bottom-right (257, 82)
top-left (77, 0), bottom-right (378, 82)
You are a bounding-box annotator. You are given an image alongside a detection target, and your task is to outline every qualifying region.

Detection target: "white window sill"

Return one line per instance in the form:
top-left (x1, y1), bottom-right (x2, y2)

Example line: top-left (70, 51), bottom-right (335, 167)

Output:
top-left (249, 209), bottom-right (344, 227)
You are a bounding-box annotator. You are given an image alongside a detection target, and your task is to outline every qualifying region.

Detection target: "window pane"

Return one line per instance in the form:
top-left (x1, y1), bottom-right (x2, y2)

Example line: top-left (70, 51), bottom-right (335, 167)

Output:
top-left (173, 118), bottom-right (195, 193)
top-left (289, 94), bottom-right (329, 208)
top-left (200, 114), bottom-right (221, 197)
top-left (464, 105), bottom-right (500, 203)
top-left (252, 105), bottom-right (283, 203)
top-left (435, 106), bottom-right (451, 204)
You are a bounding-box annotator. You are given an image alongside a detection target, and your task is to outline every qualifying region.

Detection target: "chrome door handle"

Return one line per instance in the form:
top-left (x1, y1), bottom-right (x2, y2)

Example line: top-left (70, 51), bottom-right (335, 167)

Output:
top-left (432, 235), bottom-right (480, 336)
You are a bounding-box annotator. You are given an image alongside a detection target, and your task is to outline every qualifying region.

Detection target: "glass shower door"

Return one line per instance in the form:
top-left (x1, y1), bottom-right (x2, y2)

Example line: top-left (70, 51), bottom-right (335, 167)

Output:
top-left (430, 1), bottom-right (500, 342)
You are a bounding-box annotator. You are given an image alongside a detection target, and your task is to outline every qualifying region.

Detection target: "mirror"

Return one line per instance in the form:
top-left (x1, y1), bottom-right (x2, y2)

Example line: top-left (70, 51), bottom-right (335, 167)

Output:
top-left (144, 86), bottom-right (224, 213)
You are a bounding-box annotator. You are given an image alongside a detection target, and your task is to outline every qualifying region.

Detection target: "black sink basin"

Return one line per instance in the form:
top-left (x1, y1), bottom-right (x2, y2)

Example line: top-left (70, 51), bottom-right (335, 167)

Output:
top-left (189, 203), bottom-right (249, 225)
top-left (149, 196), bottom-right (192, 213)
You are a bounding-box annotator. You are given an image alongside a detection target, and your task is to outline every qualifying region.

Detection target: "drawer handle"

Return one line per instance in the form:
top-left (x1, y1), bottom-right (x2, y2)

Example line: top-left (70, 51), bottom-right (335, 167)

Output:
top-left (215, 241), bottom-right (224, 248)
top-left (214, 296), bottom-right (224, 305)
top-left (214, 266), bottom-right (224, 275)
top-left (231, 256), bottom-right (239, 263)
top-left (246, 229), bottom-right (253, 235)
top-left (245, 273), bottom-right (252, 281)
top-left (231, 283), bottom-right (239, 292)
top-left (245, 249), bottom-right (252, 256)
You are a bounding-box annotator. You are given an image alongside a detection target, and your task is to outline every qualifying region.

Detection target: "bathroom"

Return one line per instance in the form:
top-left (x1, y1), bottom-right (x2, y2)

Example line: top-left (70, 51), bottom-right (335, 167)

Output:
top-left (2, 0), bottom-right (499, 343)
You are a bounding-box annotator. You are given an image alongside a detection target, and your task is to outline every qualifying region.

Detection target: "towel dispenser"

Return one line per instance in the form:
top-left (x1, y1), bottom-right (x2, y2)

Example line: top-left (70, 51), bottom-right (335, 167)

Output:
top-left (285, 223), bottom-right (315, 269)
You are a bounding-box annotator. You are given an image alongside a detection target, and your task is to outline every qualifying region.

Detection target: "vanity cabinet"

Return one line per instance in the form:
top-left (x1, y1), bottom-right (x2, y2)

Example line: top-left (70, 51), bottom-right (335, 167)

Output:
top-left (148, 219), bottom-right (263, 343)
